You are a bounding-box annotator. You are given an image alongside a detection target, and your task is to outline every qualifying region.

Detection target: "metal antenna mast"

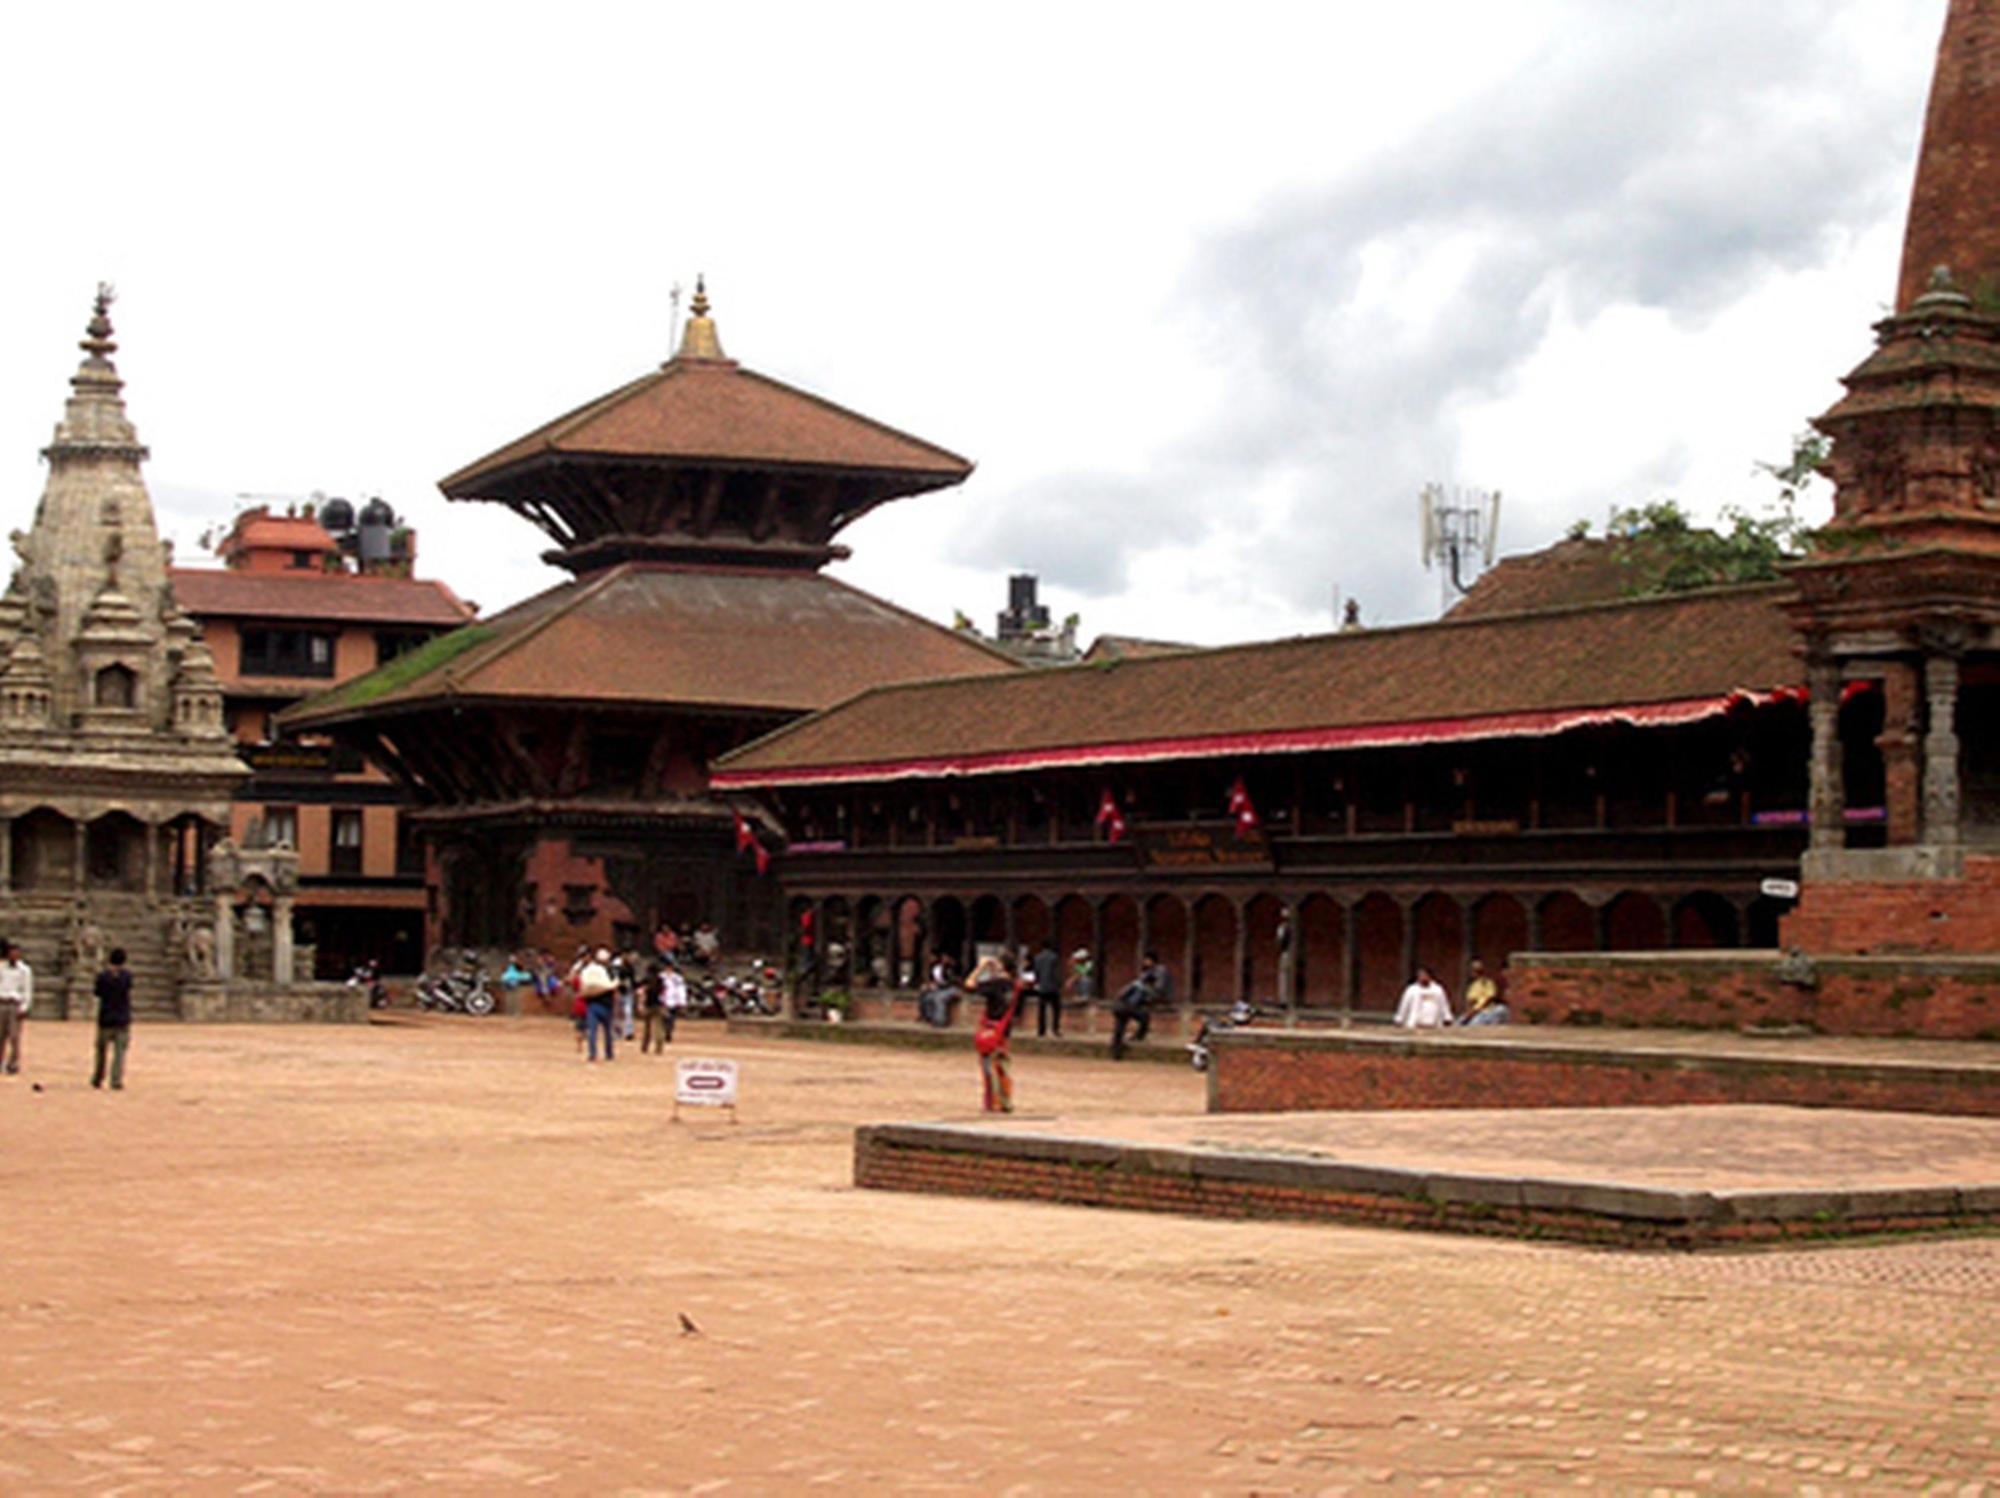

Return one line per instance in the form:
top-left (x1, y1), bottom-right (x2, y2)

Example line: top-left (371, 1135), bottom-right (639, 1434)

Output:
top-left (1419, 483), bottom-right (1503, 613)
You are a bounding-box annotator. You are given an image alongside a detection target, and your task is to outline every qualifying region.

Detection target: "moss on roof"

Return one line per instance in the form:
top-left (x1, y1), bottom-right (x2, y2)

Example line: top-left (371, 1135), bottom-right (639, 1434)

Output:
top-left (284, 624), bottom-right (496, 721)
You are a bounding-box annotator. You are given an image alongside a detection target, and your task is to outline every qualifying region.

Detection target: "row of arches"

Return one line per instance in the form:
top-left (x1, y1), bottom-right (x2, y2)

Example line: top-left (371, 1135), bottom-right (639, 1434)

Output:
top-left (790, 886), bottom-right (1782, 1012)
top-left (2, 808), bottom-right (220, 896)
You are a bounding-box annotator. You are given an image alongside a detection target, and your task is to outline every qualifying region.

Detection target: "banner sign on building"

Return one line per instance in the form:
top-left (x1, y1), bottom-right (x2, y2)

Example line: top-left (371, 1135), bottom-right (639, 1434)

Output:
top-left (1130, 821), bottom-right (1273, 872)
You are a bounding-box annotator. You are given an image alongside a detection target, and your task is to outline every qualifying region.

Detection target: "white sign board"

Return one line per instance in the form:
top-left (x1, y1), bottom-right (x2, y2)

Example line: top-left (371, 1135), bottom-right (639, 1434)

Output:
top-left (674, 1057), bottom-right (739, 1118)
top-left (1760, 877), bottom-right (1801, 900)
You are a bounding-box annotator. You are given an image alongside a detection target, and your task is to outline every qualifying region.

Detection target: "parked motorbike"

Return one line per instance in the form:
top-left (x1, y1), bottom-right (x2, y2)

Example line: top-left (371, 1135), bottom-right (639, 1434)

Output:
top-left (1187, 998), bottom-right (1258, 1071)
top-left (415, 953), bottom-right (497, 1017)
top-left (347, 959), bottom-right (390, 1010)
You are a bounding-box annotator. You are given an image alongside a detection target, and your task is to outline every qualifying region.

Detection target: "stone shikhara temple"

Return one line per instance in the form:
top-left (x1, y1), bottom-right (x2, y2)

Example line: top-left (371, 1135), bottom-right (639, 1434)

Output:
top-left (0, 291), bottom-right (345, 1019)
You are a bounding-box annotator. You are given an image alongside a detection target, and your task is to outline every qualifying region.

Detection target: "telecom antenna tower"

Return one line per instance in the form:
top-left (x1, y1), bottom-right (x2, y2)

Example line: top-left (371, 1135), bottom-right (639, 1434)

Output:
top-left (1420, 483), bottom-right (1502, 612)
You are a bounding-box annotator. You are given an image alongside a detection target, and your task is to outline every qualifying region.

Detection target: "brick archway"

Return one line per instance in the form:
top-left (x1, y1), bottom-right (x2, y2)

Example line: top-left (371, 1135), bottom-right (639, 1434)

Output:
top-left (1298, 893), bottom-right (1344, 1005)
top-left (1353, 893), bottom-right (1403, 1011)
top-left (1605, 890), bottom-right (1667, 951)
top-left (1192, 893), bottom-right (1236, 1002)
top-left (1537, 892), bottom-right (1595, 952)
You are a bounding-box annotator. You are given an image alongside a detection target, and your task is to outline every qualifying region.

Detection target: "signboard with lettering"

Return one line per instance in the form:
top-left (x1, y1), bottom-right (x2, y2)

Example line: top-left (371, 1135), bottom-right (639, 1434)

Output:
top-left (1130, 821), bottom-right (1273, 873)
top-left (673, 1057), bottom-right (739, 1121)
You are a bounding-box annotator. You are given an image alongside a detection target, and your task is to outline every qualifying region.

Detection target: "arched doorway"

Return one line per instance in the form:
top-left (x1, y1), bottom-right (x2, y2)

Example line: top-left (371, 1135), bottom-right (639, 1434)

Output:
top-left (1100, 895), bottom-right (1140, 998)
top-left (968, 894), bottom-right (1006, 960)
top-left (1411, 892), bottom-right (1464, 989)
top-left (1243, 893), bottom-right (1284, 1004)
top-left (1537, 892), bottom-right (1595, 952)
top-left (9, 808), bottom-right (74, 892)
top-left (1471, 893), bottom-right (1528, 974)
top-left (1054, 895), bottom-right (1093, 991)
top-left (1673, 892), bottom-right (1739, 949)
top-left (1144, 894), bottom-right (1187, 998)
top-left (1012, 894), bottom-right (1051, 952)
top-left (1353, 892), bottom-right (1403, 1011)
top-left (1191, 893), bottom-right (1236, 1002)
top-left (1298, 893), bottom-right (1344, 1006)
top-left (928, 896), bottom-right (967, 977)
top-left (86, 812), bottom-right (148, 892)
top-left (1604, 891), bottom-right (1667, 951)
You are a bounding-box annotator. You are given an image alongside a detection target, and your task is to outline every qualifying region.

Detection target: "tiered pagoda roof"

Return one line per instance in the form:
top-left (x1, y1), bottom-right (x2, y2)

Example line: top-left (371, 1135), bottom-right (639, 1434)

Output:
top-left (441, 280), bottom-right (974, 575)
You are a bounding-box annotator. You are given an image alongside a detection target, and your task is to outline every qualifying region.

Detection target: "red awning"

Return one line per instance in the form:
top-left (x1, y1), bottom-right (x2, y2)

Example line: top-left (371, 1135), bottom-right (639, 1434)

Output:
top-left (711, 690), bottom-right (1792, 791)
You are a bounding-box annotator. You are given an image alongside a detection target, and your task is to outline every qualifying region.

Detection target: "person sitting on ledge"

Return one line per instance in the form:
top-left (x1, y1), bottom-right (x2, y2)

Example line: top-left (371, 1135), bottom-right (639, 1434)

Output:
top-left (1460, 960), bottom-right (1509, 1027)
top-left (1394, 966), bottom-right (1454, 1030)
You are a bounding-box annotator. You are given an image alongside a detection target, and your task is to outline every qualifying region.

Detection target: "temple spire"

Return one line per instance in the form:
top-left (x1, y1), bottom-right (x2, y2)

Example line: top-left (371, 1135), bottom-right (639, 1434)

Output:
top-left (1896, 0), bottom-right (2000, 311)
top-left (674, 274), bottom-right (727, 362)
top-left (46, 282), bottom-right (146, 460)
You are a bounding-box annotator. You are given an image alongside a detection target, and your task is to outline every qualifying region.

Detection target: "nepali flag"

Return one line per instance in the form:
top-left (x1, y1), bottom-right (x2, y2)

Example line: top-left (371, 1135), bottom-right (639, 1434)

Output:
top-left (751, 837), bottom-right (771, 876)
top-left (1227, 776), bottom-right (1260, 837)
top-left (1095, 789), bottom-right (1128, 843)
top-left (733, 808), bottom-right (756, 852)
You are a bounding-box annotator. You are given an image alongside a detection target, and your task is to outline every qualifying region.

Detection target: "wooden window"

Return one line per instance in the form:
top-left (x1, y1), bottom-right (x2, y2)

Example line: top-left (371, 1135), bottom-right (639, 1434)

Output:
top-left (330, 809), bottom-right (363, 876)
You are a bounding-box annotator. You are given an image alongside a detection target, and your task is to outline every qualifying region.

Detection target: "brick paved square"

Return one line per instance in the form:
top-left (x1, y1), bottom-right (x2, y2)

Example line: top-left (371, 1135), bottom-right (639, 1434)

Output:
top-left (1, 1017), bottom-right (1994, 1491)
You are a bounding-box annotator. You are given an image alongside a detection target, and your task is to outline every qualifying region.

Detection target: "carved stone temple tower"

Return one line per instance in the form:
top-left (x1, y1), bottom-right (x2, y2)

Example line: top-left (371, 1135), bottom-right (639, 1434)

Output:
top-left (0, 288), bottom-right (246, 1017)
top-left (1782, 0), bottom-right (2000, 955)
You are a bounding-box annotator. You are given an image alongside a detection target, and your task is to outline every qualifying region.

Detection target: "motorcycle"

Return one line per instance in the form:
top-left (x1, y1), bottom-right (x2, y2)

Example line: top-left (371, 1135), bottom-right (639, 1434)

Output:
top-left (347, 959), bottom-right (390, 1010)
top-left (1188, 998), bottom-right (1259, 1071)
top-left (415, 953), bottom-right (497, 1017)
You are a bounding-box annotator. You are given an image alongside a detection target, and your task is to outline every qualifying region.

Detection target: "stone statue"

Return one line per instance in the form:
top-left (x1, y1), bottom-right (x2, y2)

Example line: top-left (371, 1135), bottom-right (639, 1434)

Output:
top-left (69, 905), bottom-right (105, 975)
top-left (184, 919), bottom-right (215, 979)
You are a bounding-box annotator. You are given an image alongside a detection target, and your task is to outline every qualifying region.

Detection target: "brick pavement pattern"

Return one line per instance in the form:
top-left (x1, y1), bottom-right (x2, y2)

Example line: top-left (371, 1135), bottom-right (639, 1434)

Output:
top-left (1, 1017), bottom-right (1995, 1492)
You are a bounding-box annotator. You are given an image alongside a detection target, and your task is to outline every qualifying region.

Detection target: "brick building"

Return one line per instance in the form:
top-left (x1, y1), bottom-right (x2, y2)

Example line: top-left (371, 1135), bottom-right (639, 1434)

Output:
top-left (172, 504), bottom-right (474, 975)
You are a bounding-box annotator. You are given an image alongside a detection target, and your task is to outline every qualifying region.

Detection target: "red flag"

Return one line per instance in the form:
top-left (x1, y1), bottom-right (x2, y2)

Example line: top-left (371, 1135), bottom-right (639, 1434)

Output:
top-left (1094, 789), bottom-right (1127, 843)
top-left (1227, 776), bottom-right (1259, 837)
top-left (733, 808), bottom-right (755, 852)
top-left (1840, 679), bottom-right (1877, 704)
top-left (752, 838), bottom-right (770, 876)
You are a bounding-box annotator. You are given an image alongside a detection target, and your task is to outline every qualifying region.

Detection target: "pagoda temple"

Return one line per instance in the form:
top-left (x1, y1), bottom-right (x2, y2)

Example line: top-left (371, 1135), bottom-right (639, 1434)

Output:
top-left (0, 290), bottom-right (246, 1017)
top-left (286, 284), bottom-right (1016, 956)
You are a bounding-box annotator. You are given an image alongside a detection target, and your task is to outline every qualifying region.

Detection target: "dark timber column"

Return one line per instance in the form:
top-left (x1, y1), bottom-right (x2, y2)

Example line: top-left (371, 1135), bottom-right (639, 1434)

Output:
top-left (0, 816), bottom-right (10, 890)
top-left (1231, 896), bottom-right (1248, 1007)
top-left (72, 821), bottom-right (86, 893)
top-left (1278, 895), bottom-right (1297, 1022)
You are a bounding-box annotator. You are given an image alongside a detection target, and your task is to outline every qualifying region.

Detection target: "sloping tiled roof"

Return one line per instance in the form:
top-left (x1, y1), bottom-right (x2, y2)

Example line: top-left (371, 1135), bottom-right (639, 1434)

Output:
top-left (711, 583), bottom-right (1803, 787)
top-left (1080, 634), bottom-right (1196, 663)
top-left (442, 358), bottom-right (973, 495)
top-left (172, 568), bottom-right (474, 627)
top-left (282, 562), bottom-right (1019, 727)
top-left (1447, 538), bottom-right (1635, 619)
top-left (228, 515), bottom-right (338, 553)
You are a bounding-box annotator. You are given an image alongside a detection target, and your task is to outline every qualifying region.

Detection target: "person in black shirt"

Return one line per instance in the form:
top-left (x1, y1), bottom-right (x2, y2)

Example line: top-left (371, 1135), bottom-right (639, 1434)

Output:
top-left (1031, 938), bottom-right (1063, 1038)
top-left (91, 945), bottom-right (134, 1091)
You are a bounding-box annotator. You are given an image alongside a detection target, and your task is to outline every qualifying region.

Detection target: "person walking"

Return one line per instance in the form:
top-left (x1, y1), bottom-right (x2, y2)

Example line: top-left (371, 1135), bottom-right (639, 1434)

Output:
top-left (1031, 937), bottom-right (1063, 1038)
top-left (968, 953), bottom-right (1023, 1113)
top-left (0, 939), bottom-right (32, 1076)
top-left (640, 961), bottom-right (671, 1054)
top-left (91, 946), bottom-right (134, 1090)
top-left (577, 948), bottom-right (618, 1062)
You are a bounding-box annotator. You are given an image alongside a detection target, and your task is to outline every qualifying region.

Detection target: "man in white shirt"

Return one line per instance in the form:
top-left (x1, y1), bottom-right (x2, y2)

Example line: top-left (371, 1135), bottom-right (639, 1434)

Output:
top-left (1394, 966), bottom-right (1454, 1030)
top-left (0, 940), bottom-right (33, 1075)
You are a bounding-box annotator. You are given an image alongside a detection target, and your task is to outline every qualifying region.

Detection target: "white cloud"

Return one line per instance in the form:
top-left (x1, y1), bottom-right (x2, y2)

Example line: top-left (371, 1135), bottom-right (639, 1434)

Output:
top-left (0, 0), bottom-right (1950, 648)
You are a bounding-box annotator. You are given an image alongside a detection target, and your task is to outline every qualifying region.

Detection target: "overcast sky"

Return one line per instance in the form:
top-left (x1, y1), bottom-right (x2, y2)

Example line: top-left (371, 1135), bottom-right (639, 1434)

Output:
top-left (0, 0), bottom-right (1948, 645)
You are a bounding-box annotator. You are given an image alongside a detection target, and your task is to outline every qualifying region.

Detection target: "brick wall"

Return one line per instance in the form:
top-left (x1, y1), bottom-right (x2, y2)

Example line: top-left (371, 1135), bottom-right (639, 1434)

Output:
top-left (1506, 951), bottom-right (2000, 1039)
top-left (1206, 1031), bottom-right (2000, 1118)
top-left (1782, 855), bottom-right (2000, 957)
top-left (854, 1124), bottom-right (2000, 1249)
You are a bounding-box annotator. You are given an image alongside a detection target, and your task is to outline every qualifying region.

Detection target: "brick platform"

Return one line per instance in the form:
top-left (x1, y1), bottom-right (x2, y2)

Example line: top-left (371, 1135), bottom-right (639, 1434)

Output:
top-left (1205, 1025), bottom-right (2000, 1117)
top-left (1506, 949), bottom-right (2000, 1038)
top-left (855, 1106), bottom-right (2000, 1250)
